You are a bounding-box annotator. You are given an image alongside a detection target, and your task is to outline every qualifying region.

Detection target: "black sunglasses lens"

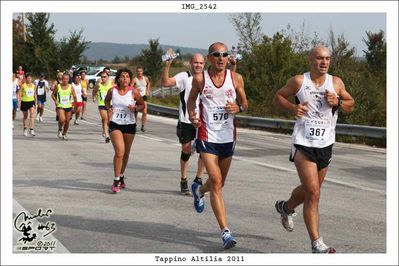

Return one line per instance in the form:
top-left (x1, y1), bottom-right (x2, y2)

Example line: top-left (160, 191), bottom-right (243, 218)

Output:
top-left (212, 52), bottom-right (221, 57)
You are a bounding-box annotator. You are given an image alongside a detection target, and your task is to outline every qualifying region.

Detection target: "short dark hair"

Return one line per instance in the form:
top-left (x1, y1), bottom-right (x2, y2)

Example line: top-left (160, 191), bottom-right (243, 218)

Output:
top-left (104, 67), bottom-right (111, 71)
top-left (115, 67), bottom-right (133, 87)
top-left (25, 73), bottom-right (32, 78)
top-left (136, 66), bottom-right (144, 71)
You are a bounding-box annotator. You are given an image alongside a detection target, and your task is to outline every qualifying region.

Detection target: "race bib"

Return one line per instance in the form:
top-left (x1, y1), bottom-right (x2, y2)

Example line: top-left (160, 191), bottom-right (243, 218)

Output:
top-left (112, 107), bottom-right (134, 124)
top-left (208, 106), bottom-right (232, 131)
top-left (25, 89), bottom-right (34, 97)
top-left (37, 87), bottom-right (45, 95)
top-left (60, 95), bottom-right (70, 105)
top-left (304, 119), bottom-right (330, 144)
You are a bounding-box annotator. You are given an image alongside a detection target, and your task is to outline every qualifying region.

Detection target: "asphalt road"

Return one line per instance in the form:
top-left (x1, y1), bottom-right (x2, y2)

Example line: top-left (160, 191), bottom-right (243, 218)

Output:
top-left (12, 95), bottom-right (386, 254)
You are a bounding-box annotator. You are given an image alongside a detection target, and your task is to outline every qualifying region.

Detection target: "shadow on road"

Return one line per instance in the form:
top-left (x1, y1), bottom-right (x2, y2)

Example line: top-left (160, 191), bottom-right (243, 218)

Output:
top-left (52, 214), bottom-right (273, 253)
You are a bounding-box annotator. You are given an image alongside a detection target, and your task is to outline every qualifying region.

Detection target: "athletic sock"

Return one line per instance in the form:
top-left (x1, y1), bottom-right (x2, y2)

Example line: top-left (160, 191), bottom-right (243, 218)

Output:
top-left (114, 177), bottom-right (120, 181)
top-left (282, 201), bottom-right (292, 214)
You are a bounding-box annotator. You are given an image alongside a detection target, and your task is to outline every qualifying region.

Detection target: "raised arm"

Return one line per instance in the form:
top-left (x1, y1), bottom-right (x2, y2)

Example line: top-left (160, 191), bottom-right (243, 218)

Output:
top-left (161, 48), bottom-right (177, 87)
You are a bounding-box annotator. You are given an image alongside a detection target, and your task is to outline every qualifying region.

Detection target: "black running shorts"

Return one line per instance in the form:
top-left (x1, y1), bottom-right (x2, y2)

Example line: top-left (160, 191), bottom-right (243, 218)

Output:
top-left (289, 144), bottom-right (333, 170)
top-left (20, 101), bottom-right (35, 111)
top-left (109, 121), bottom-right (136, 135)
top-left (176, 122), bottom-right (196, 144)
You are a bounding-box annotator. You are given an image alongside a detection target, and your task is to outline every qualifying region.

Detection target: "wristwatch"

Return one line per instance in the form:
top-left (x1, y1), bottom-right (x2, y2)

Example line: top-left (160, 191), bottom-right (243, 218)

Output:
top-left (337, 96), bottom-right (343, 107)
top-left (239, 105), bottom-right (245, 113)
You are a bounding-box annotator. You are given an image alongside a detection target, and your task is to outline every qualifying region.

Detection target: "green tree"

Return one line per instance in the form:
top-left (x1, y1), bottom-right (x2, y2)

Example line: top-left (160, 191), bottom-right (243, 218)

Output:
top-left (57, 29), bottom-right (90, 71)
top-left (137, 38), bottom-right (163, 85)
top-left (13, 15), bottom-right (28, 72)
top-left (23, 13), bottom-right (57, 75)
top-left (363, 30), bottom-right (386, 73)
top-left (229, 13), bottom-right (263, 52)
top-left (238, 33), bottom-right (308, 117)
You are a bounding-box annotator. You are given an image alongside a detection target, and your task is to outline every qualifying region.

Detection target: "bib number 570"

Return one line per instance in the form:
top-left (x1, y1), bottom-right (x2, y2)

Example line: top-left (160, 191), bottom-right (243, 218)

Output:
top-left (213, 113), bottom-right (228, 121)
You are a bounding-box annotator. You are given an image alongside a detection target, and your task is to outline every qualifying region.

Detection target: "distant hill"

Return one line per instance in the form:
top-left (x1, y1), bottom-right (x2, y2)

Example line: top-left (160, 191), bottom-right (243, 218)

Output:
top-left (83, 42), bottom-right (208, 61)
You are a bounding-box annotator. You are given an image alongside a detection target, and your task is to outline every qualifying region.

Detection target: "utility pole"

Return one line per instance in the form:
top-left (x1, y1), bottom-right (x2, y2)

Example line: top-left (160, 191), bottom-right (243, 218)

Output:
top-left (22, 13), bottom-right (26, 42)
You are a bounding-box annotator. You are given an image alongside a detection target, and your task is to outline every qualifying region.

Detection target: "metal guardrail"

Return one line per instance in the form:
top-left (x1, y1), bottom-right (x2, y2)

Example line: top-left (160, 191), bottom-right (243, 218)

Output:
top-left (151, 87), bottom-right (179, 98)
top-left (148, 103), bottom-right (386, 139)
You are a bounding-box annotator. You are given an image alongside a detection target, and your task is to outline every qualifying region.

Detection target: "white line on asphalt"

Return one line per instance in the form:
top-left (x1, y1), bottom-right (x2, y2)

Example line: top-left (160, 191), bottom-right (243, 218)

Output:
top-left (234, 156), bottom-right (385, 195)
top-left (13, 199), bottom-right (70, 253)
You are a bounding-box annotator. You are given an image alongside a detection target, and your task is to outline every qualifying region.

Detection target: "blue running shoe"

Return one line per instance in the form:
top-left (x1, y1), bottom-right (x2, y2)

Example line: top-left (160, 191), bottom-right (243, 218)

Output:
top-left (191, 182), bottom-right (204, 213)
top-left (221, 229), bottom-right (237, 249)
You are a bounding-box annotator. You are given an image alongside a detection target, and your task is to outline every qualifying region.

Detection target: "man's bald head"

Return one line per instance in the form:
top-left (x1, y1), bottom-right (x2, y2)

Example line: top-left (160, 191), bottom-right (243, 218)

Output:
top-left (309, 45), bottom-right (330, 59)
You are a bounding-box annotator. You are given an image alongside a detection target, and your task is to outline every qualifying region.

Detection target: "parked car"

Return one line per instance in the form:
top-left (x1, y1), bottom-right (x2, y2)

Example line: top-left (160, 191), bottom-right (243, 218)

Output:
top-left (86, 67), bottom-right (117, 89)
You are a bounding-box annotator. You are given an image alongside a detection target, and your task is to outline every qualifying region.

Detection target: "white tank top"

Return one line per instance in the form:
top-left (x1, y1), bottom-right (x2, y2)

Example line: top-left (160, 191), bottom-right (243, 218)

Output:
top-left (174, 71), bottom-right (199, 124)
top-left (197, 70), bottom-right (237, 143)
top-left (134, 77), bottom-right (147, 97)
top-left (13, 79), bottom-right (19, 99)
top-left (72, 83), bottom-right (83, 102)
top-left (110, 87), bottom-right (136, 125)
top-left (292, 72), bottom-right (338, 148)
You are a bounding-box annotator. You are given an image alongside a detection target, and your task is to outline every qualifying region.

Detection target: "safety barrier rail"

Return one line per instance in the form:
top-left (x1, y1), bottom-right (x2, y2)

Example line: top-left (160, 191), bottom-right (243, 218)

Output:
top-left (148, 103), bottom-right (386, 139)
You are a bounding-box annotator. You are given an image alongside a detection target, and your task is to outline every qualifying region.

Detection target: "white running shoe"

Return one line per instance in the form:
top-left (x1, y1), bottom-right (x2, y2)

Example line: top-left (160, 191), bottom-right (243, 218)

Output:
top-left (275, 200), bottom-right (296, 232)
top-left (30, 129), bottom-right (36, 136)
top-left (74, 119), bottom-right (79, 125)
top-left (39, 116), bottom-right (43, 122)
top-left (312, 237), bottom-right (336, 253)
top-left (36, 116), bottom-right (39, 121)
top-left (23, 129), bottom-right (28, 136)
top-left (58, 130), bottom-right (63, 138)
top-left (63, 134), bottom-right (68, 140)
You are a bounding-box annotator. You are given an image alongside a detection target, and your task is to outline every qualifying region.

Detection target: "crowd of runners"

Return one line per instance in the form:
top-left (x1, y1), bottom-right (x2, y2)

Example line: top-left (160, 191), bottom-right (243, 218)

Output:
top-left (12, 42), bottom-right (355, 253)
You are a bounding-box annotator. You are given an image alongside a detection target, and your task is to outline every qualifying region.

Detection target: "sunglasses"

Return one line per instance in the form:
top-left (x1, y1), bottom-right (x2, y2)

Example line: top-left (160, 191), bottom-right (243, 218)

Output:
top-left (209, 51), bottom-right (229, 58)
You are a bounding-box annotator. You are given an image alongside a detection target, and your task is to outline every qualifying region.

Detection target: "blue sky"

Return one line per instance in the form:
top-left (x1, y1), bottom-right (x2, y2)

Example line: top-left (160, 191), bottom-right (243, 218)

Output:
top-left (44, 13), bottom-right (385, 57)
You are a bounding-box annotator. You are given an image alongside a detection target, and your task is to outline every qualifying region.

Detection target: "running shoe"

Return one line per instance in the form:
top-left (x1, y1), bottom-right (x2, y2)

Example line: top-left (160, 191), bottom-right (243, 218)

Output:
top-left (23, 129), bottom-right (28, 136)
top-left (191, 182), bottom-right (204, 213)
top-left (221, 229), bottom-right (237, 249)
top-left (74, 119), bottom-right (79, 125)
top-left (112, 179), bottom-right (121, 193)
top-left (62, 134), bottom-right (68, 140)
top-left (102, 133), bottom-right (106, 138)
top-left (39, 116), bottom-right (43, 122)
top-left (193, 176), bottom-right (203, 185)
top-left (58, 130), bottom-right (63, 138)
top-left (120, 176), bottom-right (126, 189)
top-left (30, 129), bottom-right (36, 136)
top-left (180, 179), bottom-right (190, 195)
top-left (312, 237), bottom-right (336, 253)
top-left (275, 200), bottom-right (296, 232)
top-left (105, 137), bottom-right (110, 143)
top-left (36, 115), bottom-right (39, 121)
top-left (141, 126), bottom-right (146, 132)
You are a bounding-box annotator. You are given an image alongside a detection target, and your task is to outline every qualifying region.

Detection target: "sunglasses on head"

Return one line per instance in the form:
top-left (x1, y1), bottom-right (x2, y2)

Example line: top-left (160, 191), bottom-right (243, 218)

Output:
top-left (209, 51), bottom-right (229, 58)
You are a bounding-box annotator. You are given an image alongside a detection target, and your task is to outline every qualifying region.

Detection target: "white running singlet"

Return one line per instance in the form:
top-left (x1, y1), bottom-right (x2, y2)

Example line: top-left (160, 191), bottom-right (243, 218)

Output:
top-left (197, 70), bottom-right (237, 143)
top-left (72, 83), bottom-right (83, 103)
top-left (292, 72), bottom-right (338, 148)
top-left (134, 77), bottom-right (147, 97)
top-left (174, 71), bottom-right (199, 124)
top-left (13, 79), bottom-right (19, 99)
top-left (110, 87), bottom-right (136, 125)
